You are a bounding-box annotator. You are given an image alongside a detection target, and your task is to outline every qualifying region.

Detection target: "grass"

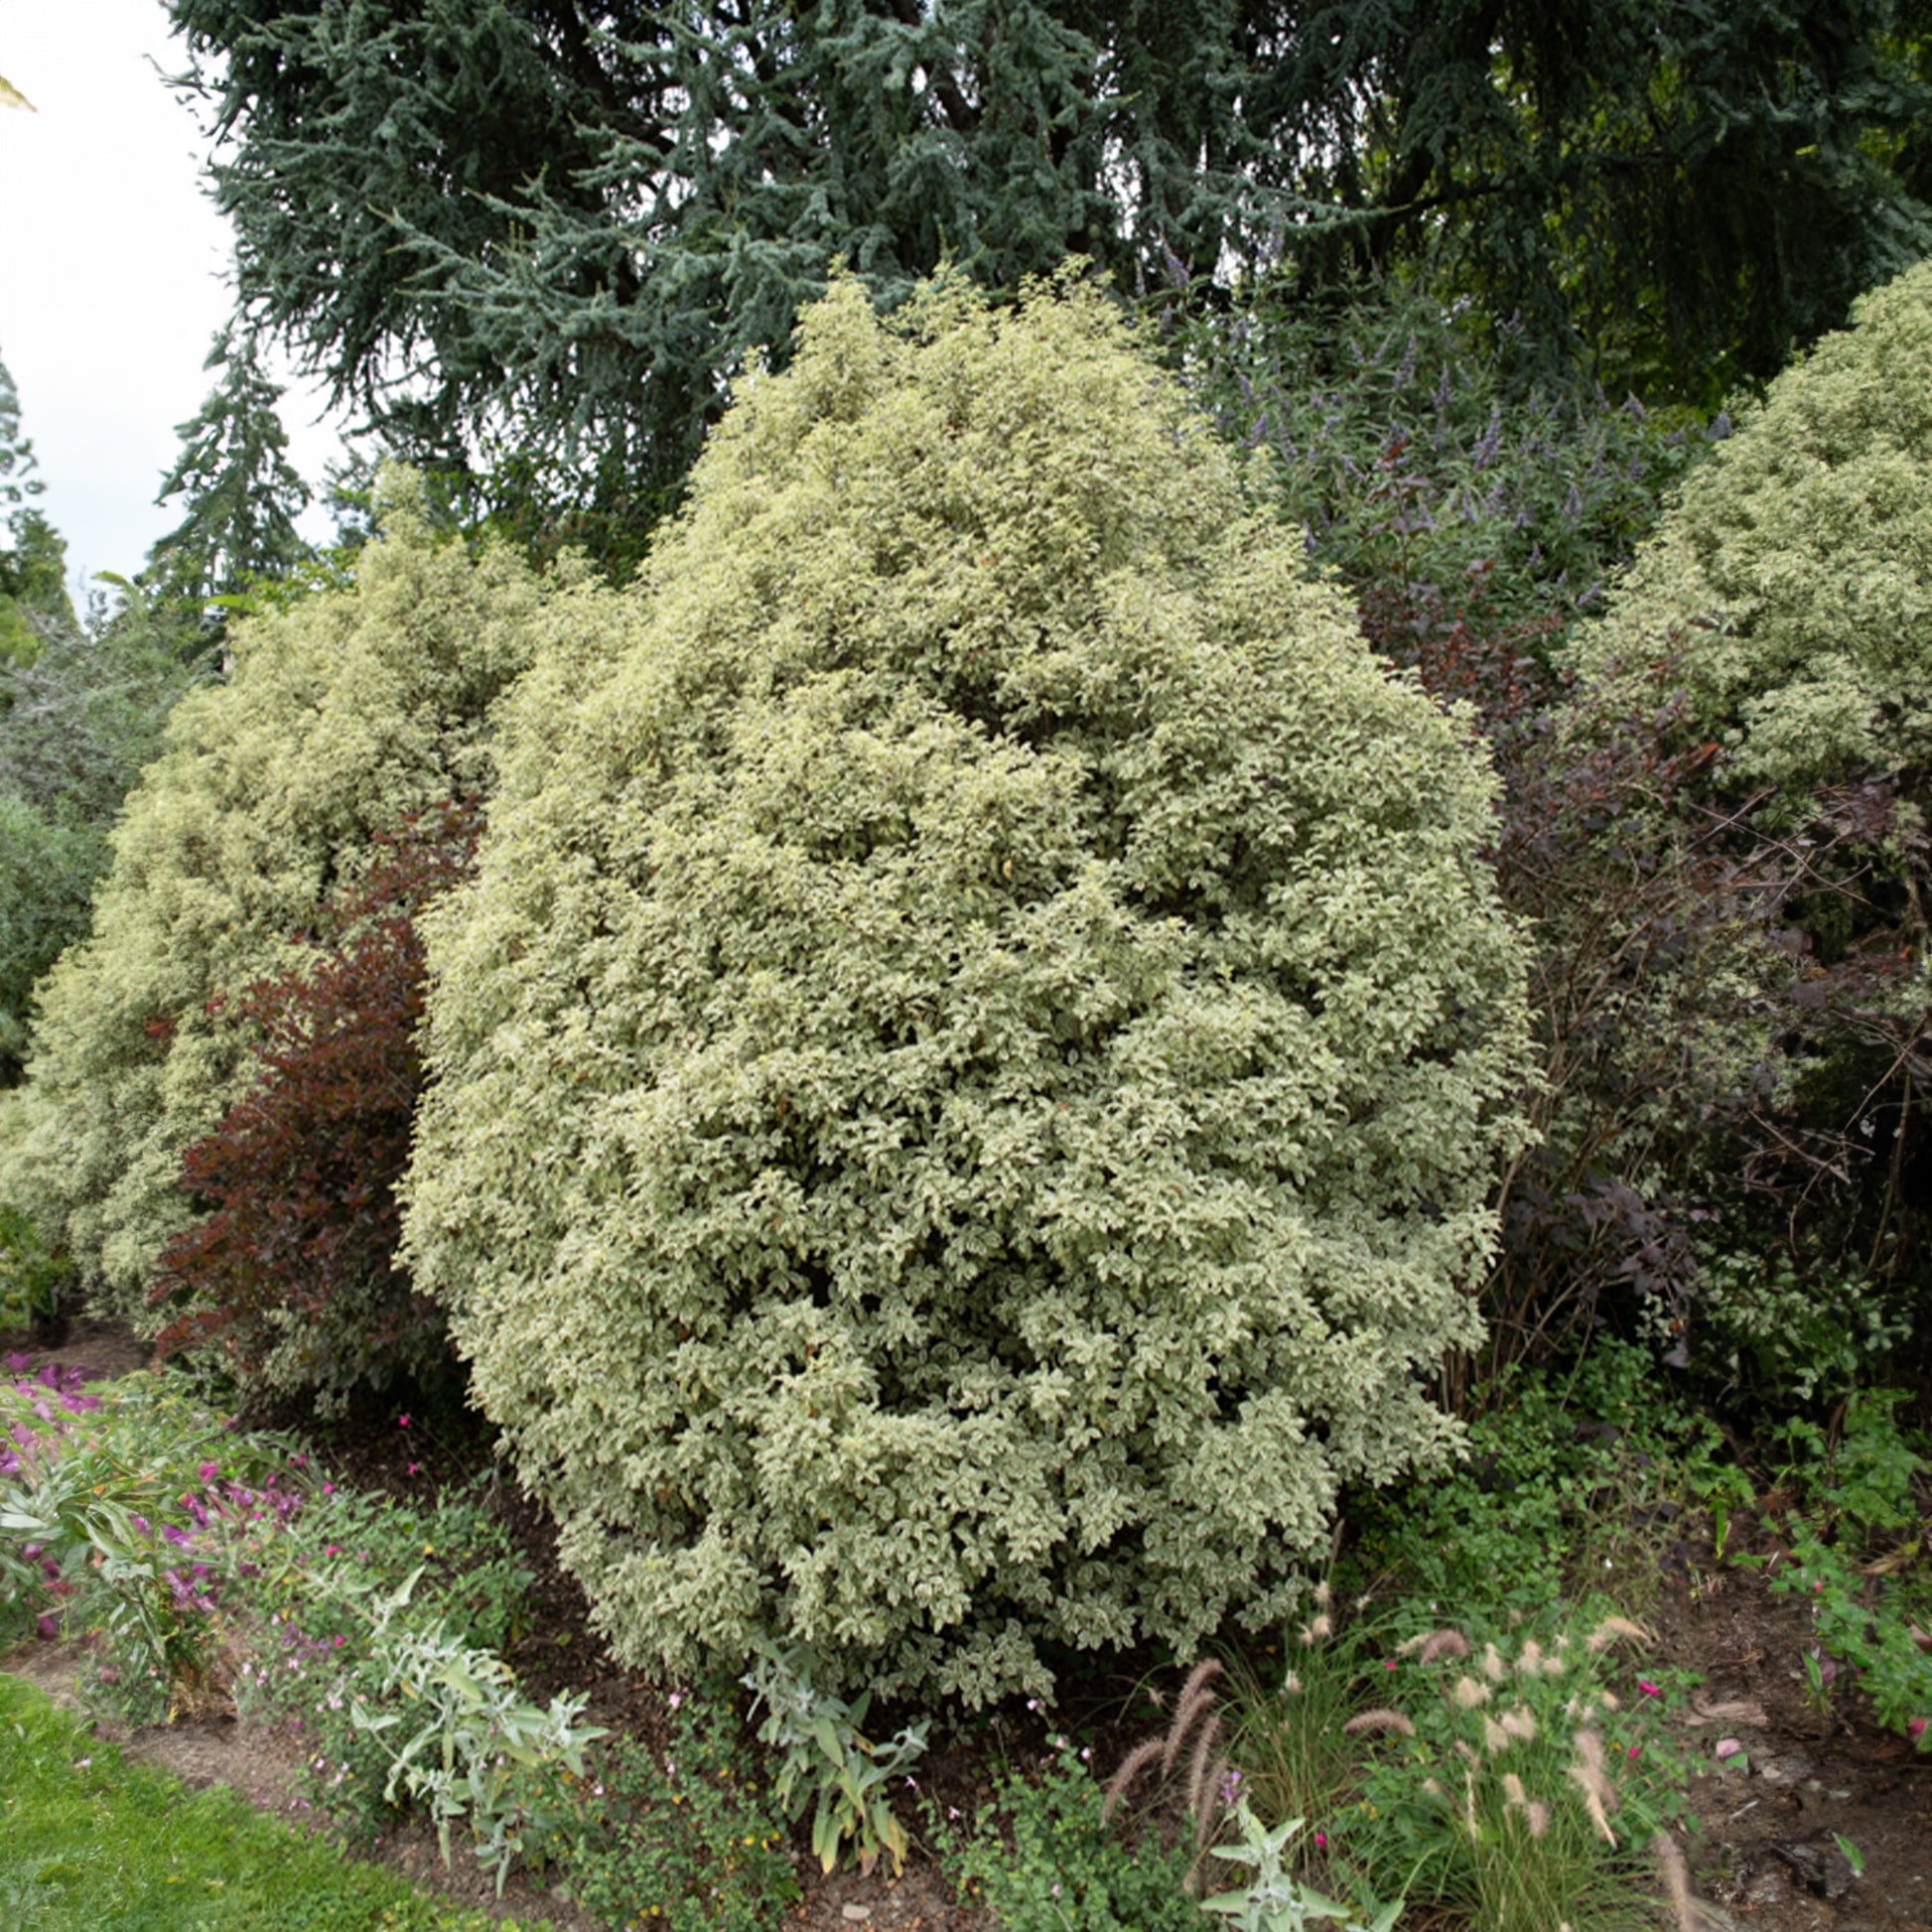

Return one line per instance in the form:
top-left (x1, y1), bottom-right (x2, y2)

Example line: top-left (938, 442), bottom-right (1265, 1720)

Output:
top-left (0, 1672), bottom-right (552, 1932)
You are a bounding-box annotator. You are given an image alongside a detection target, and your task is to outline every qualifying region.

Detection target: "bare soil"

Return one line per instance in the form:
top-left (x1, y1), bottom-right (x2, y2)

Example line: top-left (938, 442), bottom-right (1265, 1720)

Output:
top-left (6, 1323), bottom-right (1930, 1932)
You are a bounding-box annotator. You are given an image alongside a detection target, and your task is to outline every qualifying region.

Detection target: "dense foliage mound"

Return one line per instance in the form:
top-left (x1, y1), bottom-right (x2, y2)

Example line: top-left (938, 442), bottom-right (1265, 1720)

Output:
top-left (1573, 259), bottom-right (1932, 796)
top-left (403, 276), bottom-right (1534, 1703)
top-left (0, 483), bottom-right (568, 1360)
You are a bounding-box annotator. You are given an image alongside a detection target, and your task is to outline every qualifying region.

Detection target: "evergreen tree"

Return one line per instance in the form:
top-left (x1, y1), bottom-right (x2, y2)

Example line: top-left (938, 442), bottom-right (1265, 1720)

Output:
top-left (0, 349), bottom-right (73, 664)
top-left (145, 327), bottom-right (313, 639)
top-left (165, 1), bottom-right (1932, 567)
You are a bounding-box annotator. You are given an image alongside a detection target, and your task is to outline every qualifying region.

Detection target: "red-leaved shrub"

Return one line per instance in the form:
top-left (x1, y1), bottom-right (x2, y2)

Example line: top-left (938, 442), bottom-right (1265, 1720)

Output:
top-left (151, 797), bottom-right (481, 1404)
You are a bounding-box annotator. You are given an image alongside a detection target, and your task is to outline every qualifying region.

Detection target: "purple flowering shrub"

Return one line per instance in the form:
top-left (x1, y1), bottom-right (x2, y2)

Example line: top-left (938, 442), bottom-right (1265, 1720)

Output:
top-left (0, 1353), bottom-right (305, 1720)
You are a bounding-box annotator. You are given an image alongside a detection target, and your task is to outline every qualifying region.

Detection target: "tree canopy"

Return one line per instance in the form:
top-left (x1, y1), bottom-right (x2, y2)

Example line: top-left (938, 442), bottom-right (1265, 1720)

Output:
top-left (164, 0), bottom-right (1932, 565)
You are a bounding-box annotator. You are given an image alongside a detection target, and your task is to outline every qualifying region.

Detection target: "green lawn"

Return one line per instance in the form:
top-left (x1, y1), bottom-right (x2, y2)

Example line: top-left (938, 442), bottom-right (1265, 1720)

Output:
top-left (0, 1674), bottom-right (552, 1932)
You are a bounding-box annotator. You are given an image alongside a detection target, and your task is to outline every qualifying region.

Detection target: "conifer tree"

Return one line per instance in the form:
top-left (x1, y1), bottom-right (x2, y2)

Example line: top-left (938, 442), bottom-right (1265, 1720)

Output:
top-left (145, 327), bottom-right (313, 641)
top-left (164, 0), bottom-right (1932, 565)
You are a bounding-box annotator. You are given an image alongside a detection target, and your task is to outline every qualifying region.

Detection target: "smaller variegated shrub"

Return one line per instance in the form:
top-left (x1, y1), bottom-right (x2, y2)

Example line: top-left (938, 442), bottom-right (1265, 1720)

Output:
top-left (0, 476), bottom-right (613, 1345)
top-left (1562, 260), bottom-right (1932, 1337)
top-left (404, 273), bottom-right (1534, 1704)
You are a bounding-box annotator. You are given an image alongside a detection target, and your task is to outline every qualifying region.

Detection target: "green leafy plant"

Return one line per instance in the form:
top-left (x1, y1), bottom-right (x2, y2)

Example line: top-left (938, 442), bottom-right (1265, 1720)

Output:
top-left (1768, 1390), bottom-right (1931, 1749)
top-left (0, 1362), bottom-right (299, 1720)
top-left (1201, 1806), bottom-right (1401, 1932)
top-left (0, 1207), bottom-right (72, 1331)
top-left (938, 1742), bottom-right (1201, 1932)
top-left (1356, 1337), bottom-right (1743, 1616)
top-left (742, 1641), bottom-right (927, 1875)
top-left (345, 1570), bottom-right (607, 1892)
top-left (563, 1699), bottom-right (798, 1932)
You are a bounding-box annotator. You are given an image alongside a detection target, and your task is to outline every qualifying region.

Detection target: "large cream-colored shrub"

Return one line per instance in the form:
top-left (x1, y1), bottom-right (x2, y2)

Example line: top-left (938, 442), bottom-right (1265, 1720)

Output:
top-left (403, 277), bottom-right (1534, 1703)
top-left (0, 483), bottom-right (575, 1335)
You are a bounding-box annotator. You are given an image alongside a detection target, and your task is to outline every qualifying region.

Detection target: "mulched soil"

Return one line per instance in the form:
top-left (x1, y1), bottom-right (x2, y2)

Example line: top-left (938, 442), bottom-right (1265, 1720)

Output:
top-left (5, 1321), bottom-right (1931, 1932)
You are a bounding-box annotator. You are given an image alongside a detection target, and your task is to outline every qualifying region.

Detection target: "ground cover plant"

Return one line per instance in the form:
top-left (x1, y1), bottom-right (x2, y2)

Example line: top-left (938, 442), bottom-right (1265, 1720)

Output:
top-left (403, 269), bottom-right (1535, 1709)
top-left (0, 1354), bottom-right (614, 1901)
top-left (1762, 1389), bottom-right (1932, 1749)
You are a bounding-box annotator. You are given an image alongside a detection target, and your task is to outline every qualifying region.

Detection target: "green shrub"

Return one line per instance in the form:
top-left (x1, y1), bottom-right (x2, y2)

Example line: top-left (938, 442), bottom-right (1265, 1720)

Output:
top-left (563, 1703), bottom-right (799, 1932)
top-left (0, 476), bottom-right (600, 1375)
top-left (939, 1745), bottom-right (1201, 1932)
top-left (403, 273), bottom-right (1533, 1702)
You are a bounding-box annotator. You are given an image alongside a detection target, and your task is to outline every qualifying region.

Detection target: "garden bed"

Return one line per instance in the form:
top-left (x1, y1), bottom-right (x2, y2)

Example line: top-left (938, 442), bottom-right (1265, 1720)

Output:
top-left (3, 1323), bottom-right (1928, 1932)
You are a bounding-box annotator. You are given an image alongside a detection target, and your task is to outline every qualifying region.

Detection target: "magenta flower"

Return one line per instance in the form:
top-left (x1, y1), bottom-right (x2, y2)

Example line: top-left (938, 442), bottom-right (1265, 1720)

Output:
top-left (1638, 1679), bottom-right (1661, 1697)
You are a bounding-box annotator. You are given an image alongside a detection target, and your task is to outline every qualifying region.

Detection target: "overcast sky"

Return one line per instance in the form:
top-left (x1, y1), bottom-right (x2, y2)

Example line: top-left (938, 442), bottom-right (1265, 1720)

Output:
top-left (1, 0), bottom-right (345, 591)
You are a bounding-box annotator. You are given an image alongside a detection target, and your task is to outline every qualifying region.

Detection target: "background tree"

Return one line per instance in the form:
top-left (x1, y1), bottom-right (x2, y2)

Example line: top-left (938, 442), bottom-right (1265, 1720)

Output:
top-left (0, 595), bottom-right (196, 1084)
top-left (0, 349), bottom-right (74, 663)
top-left (162, 0), bottom-right (1932, 569)
top-left (143, 327), bottom-right (314, 652)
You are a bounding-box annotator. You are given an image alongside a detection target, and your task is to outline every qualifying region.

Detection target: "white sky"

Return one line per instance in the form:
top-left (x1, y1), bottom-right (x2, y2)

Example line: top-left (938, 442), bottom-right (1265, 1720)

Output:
top-left (0, 0), bottom-right (345, 591)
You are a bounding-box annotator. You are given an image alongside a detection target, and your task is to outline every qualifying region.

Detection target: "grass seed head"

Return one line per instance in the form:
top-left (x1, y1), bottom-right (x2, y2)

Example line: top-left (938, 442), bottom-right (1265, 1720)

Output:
top-left (1343, 1708), bottom-right (1417, 1737)
top-left (1585, 1615), bottom-right (1649, 1654)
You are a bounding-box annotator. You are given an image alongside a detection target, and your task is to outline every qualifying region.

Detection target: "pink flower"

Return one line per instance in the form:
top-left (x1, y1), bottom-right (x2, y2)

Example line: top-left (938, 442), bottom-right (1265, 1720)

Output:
top-left (1314, 1831), bottom-right (1327, 1850)
top-left (1627, 1744), bottom-right (1640, 1759)
top-left (199, 1461), bottom-right (219, 1483)
top-left (1909, 1717), bottom-right (1926, 1744)
top-left (1638, 1680), bottom-right (1661, 1697)
top-left (1383, 1659), bottom-right (1398, 1671)
top-left (406, 1463), bottom-right (419, 1475)
top-left (397, 1414), bottom-right (410, 1429)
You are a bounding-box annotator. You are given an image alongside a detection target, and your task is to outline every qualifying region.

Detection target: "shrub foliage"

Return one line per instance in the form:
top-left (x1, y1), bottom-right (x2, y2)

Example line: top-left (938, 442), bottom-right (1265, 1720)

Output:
top-left (0, 480), bottom-right (569, 1339)
top-left (1563, 261), bottom-right (1932, 1333)
top-left (403, 275), bottom-right (1533, 1703)
top-left (150, 799), bottom-right (482, 1403)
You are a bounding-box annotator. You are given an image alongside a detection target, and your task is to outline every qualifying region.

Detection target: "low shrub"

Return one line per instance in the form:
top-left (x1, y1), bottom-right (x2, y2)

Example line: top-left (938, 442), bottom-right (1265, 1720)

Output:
top-left (1766, 1391), bottom-right (1931, 1750)
top-left (1351, 1338), bottom-right (1746, 1616)
top-left (563, 1701), bottom-right (799, 1932)
top-left (938, 1742), bottom-right (1201, 1932)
